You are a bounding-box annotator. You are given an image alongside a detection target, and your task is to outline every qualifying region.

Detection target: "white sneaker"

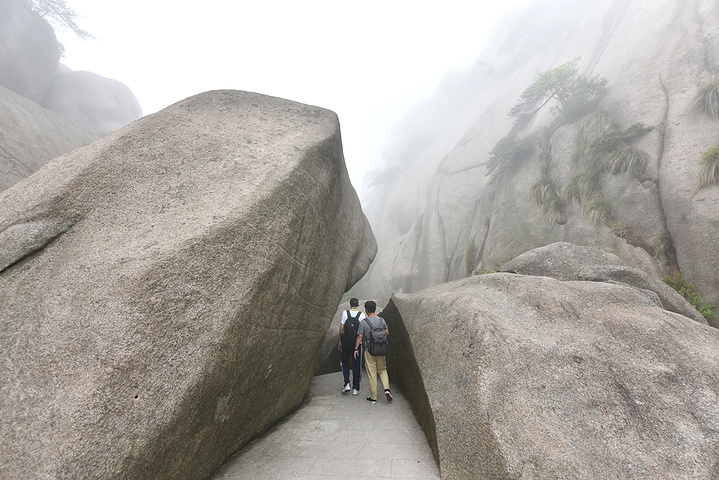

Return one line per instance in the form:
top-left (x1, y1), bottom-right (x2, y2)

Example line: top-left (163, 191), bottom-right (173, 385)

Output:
top-left (342, 384), bottom-right (351, 393)
top-left (352, 388), bottom-right (360, 395)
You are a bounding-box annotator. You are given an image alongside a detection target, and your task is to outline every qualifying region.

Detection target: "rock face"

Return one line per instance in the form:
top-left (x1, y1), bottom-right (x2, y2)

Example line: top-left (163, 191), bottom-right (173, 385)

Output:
top-left (383, 272), bottom-right (719, 479)
top-left (0, 85), bottom-right (98, 192)
top-left (500, 242), bottom-right (707, 324)
top-left (362, 0), bottom-right (719, 326)
top-left (0, 90), bottom-right (376, 480)
top-left (0, 0), bottom-right (61, 103)
top-left (44, 70), bottom-right (144, 136)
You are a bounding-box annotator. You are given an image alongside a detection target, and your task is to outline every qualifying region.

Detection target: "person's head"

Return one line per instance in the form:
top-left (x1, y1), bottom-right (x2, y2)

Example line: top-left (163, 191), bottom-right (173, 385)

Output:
top-left (364, 300), bottom-right (376, 313)
top-left (350, 298), bottom-right (359, 307)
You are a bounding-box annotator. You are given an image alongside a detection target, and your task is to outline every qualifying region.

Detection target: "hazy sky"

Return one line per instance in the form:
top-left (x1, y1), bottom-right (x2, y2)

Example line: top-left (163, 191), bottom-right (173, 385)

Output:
top-left (56, 1), bottom-right (530, 185)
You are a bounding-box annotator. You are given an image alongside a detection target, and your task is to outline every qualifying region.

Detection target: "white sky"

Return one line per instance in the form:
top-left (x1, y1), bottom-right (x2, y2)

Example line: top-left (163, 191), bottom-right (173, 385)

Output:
top-left (56, 1), bottom-right (529, 185)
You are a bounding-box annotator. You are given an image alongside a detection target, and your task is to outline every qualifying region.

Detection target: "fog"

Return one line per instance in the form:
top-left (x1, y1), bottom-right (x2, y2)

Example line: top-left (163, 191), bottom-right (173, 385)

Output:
top-left (55, 0), bottom-right (534, 193)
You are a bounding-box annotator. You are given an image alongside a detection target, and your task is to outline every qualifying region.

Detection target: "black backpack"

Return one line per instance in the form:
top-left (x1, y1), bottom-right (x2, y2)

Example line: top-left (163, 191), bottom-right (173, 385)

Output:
top-left (367, 316), bottom-right (388, 356)
top-left (341, 310), bottom-right (361, 349)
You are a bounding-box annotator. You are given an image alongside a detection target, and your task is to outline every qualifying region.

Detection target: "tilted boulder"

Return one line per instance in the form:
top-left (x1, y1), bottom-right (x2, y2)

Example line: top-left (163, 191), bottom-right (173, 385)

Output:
top-left (0, 90), bottom-right (376, 480)
top-left (500, 242), bottom-right (707, 324)
top-left (0, 84), bottom-right (98, 192)
top-left (383, 273), bottom-right (719, 479)
top-left (43, 70), bottom-right (143, 136)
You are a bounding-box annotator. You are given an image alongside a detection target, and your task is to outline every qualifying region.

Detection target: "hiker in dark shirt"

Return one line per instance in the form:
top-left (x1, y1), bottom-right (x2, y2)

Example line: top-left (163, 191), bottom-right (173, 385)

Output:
top-left (338, 298), bottom-right (366, 395)
top-left (354, 300), bottom-right (393, 404)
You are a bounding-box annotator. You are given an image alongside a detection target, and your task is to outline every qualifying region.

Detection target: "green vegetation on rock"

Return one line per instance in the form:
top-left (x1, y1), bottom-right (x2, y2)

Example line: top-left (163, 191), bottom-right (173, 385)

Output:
top-left (487, 135), bottom-right (535, 181)
top-left (691, 80), bottom-right (719, 119)
top-left (610, 220), bottom-right (628, 238)
top-left (559, 114), bottom-right (652, 225)
top-left (509, 57), bottom-right (607, 128)
top-left (531, 175), bottom-right (567, 224)
top-left (664, 272), bottom-right (714, 320)
top-left (562, 168), bottom-right (602, 205)
top-left (697, 142), bottom-right (719, 191)
top-left (579, 119), bottom-right (652, 176)
top-left (581, 195), bottom-right (612, 225)
top-left (652, 229), bottom-right (678, 272)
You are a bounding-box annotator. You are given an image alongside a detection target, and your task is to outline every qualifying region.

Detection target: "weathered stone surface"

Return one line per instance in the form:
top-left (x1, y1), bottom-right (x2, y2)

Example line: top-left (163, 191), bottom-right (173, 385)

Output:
top-left (361, 0), bottom-right (719, 325)
top-left (383, 273), bottom-right (719, 480)
top-left (0, 90), bottom-right (376, 480)
top-left (0, 0), bottom-right (60, 103)
top-left (500, 242), bottom-right (707, 324)
top-left (500, 242), bottom-right (623, 280)
top-left (0, 84), bottom-right (98, 192)
top-left (43, 70), bottom-right (143, 136)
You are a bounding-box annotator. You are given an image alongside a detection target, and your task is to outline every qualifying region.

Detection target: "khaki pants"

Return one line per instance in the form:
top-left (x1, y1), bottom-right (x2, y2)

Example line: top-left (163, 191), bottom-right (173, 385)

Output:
top-left (364, 351), bottom-right (389, 400)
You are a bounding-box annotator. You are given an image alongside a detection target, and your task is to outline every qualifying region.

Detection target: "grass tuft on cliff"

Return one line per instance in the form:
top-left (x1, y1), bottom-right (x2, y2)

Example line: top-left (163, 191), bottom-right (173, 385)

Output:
top-left (691, 80), bottom-right (719, 118)
top-left (531, 176), bottom-right (567, 224)
top-left (562, 169), bottom-right (602, 204)
top-left (581, 195), bottom-right (611, 225)
top-left (697, 142), bottom-right (719, 190)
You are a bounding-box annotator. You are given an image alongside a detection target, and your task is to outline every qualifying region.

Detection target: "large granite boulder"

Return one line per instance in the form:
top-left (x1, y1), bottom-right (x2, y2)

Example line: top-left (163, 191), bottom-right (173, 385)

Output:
top-left (43, 70), bottom-right (143, 136)
top-left (0, 0), bottom-right (60, 103)
top-left (383, 273), bottom-right (719, 479)
top-left (0, 90), bottom-right (376, 480)
top-left (0, 84), bottom-right (98, 192)
top-left (500, 242), bottom-right (707, 324)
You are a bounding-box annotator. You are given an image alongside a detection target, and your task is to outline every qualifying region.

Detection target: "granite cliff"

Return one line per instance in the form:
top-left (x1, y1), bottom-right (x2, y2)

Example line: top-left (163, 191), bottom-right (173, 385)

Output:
top-left (362, 0), bottom-right (719, 326)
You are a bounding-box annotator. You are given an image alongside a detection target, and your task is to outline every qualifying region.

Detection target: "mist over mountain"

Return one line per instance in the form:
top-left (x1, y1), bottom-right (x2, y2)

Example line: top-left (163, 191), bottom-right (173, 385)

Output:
top-left (360, 0), bottom-right (719, 327)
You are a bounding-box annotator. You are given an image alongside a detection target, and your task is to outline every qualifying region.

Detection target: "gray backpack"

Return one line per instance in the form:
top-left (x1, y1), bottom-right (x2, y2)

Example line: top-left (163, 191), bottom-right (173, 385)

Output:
top-left (367, 316), bottom-right (388, 356)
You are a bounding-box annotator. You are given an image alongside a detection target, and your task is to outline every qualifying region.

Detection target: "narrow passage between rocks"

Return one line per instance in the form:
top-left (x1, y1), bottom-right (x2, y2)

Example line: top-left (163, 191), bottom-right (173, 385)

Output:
top-left (211, 371), bottom-right (439, 479)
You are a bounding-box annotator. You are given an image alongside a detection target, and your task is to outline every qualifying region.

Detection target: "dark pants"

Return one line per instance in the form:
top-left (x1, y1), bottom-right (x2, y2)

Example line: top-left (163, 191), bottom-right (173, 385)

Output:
top-left (341, 345), bottom-right (362, 390)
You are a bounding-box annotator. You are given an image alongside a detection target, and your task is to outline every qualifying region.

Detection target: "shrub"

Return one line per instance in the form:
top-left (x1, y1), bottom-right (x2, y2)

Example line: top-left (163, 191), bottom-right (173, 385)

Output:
top-left (611, 221), bottom-right (628, 238)
top-left (487, 135), bottom-right (535, 180)
top-left (664, 272), bottom-right (714, 319)
top-left (697, 142), bottom-right (719, 190)
top-left (691, 80), bottom-right (719, 119)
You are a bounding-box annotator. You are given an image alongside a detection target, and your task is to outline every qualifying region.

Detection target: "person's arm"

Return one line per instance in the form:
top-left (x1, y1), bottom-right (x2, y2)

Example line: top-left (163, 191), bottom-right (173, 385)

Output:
top-left (353, 334), bottom-right (363, 359)
top-left (338, 323), bottom-right (344, 350)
